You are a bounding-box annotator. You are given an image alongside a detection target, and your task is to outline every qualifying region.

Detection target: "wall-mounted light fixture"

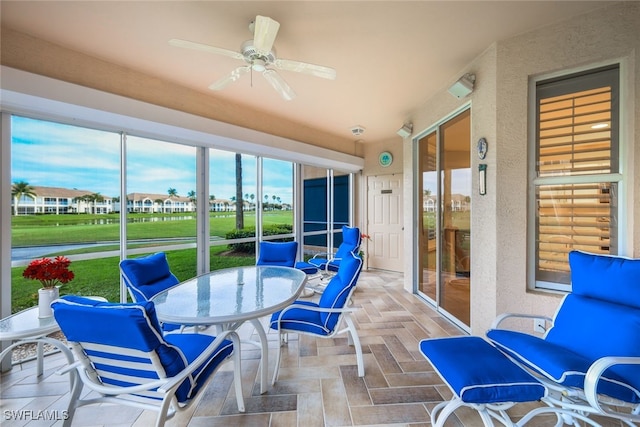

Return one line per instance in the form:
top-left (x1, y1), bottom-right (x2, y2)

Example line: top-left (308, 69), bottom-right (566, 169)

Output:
top-left (396, 123), bottom-right (413, 138)
top-left (448, 73), bottom-right (475, 99)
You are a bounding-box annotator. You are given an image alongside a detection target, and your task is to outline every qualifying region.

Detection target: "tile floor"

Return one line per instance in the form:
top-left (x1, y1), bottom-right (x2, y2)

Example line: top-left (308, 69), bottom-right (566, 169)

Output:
top-left (0, 270), bottom-right (631, 426)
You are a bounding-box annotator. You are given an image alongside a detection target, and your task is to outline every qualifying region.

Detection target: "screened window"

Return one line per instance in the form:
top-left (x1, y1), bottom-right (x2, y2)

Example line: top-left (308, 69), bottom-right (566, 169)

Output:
top-left (532, 65), bottom-right (620, 290)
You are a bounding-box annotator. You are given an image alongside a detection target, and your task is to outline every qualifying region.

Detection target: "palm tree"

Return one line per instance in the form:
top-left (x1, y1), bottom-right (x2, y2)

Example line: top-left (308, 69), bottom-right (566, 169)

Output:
top-left (187, 190), bottom-right (196, 207)
top-left (12, 181), bottom-right (36, 215)
top-left (167, 188), bottom-right (178, 213)
top-left (89, 193), bottom-right (105, 214)
top-left (235, 153), bottom-right (244, 230)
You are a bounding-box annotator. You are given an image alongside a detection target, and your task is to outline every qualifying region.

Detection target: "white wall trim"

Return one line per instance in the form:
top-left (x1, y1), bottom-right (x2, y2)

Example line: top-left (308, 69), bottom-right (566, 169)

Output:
top-left (0, 66), bottom-right (364, 172)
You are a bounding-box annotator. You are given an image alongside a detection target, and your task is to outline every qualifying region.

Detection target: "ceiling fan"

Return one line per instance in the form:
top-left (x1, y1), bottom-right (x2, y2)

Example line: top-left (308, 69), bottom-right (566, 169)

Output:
top-left (169, 15), bottom-right (336, 101)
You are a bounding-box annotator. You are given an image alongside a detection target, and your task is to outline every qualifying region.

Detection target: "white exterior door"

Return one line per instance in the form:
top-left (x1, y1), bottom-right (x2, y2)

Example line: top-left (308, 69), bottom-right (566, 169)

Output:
top-left (366, 175), bottom-right (403, 272)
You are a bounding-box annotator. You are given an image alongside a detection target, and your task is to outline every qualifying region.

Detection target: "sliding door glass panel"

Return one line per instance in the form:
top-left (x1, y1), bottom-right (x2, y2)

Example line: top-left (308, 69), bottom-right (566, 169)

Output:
top-left (10, 116), bottom-right (120, 309)
top-left (208, 149), bottom-right (256, 269)
top-left (261, 158), bottom-right (294, 240)
top-left (301, 166), bottom-right (329, 260)
top-left (331, 172), bottom-right (351, 248)
top-left (126, 136), bottom-right (196, 280)
top-left (418, 131), bottom-right (438, 302)
top-left (439, 109), bottom-right (471, 326)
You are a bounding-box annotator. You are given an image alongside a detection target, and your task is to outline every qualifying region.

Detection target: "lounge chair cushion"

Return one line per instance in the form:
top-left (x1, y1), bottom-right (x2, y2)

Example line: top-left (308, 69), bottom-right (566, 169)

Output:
top-left (488, 251), bottom-right (640, 403)
top-left (420, 336), bottom-right (545, 404)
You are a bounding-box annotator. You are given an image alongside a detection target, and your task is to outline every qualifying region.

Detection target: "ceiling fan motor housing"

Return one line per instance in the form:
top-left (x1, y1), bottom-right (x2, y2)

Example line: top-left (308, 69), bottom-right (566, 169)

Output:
top-left (241, 40), bottom-right (276, 65)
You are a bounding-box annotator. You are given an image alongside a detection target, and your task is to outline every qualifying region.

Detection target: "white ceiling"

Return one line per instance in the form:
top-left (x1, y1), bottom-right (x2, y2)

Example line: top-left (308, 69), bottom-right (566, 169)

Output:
top-left (1, 1), bottom-right (614, 144)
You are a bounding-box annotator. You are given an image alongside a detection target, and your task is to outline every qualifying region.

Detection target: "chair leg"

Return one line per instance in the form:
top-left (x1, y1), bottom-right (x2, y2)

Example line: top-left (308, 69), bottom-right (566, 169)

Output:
top-left (230, 333), bottom-right (245, 412)
top-left (344, 314), bottom-right (364, 377)
top-left (272, 331), bottom-right (284, 385)
top-left (62, 370), bottom-right (84, 427)
top-left (249, 318), bottom-right (269, 394)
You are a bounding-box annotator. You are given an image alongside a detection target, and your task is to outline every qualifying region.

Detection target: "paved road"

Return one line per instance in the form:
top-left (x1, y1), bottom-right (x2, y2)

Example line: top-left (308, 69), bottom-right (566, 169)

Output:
top-left (10, 238), bottom-right (200, 267)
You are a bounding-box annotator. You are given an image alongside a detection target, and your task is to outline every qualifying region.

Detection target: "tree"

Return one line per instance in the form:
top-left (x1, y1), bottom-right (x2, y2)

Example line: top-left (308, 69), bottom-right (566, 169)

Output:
top-left (187, 190), bottom-right (196, 206)
top-left (235, 153), bottom-right (244, 229)
top-left (86, 193), bottom-right (105, 214)
top-left (12, 181), bottom-right (36, 216)
top-left (167, 188), bottom-right (178, 213)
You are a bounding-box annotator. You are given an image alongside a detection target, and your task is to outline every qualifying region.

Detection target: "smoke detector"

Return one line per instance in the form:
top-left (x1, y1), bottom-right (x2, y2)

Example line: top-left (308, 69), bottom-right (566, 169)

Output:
top-left (350, 125), bottom-right (366, 136)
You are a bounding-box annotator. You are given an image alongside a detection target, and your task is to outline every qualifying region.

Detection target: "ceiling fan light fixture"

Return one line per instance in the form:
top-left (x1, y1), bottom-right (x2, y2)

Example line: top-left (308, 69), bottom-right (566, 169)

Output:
top-left (252, 59), bottom-right (266, 72)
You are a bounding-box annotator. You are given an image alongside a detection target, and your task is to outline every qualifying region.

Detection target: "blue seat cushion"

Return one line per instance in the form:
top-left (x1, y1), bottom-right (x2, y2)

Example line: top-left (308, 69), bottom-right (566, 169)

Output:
top-left (420, 336), bottom-right (545, 404)
top-left (269, 300), bottom-right (331, 335)
top-left (295, 261), bottom-right (319, 275)
top-left (164, 333), bottom-right (233, 401)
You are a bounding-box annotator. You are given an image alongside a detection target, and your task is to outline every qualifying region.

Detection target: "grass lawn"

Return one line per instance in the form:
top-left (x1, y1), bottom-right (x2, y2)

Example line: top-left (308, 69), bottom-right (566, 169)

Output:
top-left (11, 211), bottom-right (293, 247)
top-left (11, 246), bottom-right (254, 313)
top-left (10, 211), bottom-right (296, 312)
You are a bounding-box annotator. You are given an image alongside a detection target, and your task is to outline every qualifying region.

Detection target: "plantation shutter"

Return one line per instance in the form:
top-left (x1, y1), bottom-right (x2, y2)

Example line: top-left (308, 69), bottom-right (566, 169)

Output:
top-left (534, 65), bottom-right (619, 286)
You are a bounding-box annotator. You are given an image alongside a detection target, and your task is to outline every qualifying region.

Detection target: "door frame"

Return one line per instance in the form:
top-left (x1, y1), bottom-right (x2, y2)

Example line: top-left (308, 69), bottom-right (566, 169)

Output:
top-left (412, 103), bottom-right (472, 333)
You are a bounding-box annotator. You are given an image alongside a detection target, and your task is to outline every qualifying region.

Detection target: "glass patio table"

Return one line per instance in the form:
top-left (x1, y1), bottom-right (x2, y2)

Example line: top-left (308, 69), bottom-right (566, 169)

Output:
top-left (151, 265), bottom-right (307, 393)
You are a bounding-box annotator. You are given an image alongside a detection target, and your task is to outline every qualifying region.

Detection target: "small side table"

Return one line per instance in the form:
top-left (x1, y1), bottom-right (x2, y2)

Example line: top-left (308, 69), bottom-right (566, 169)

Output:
top-left (0, 306), bottom-right (71, 377)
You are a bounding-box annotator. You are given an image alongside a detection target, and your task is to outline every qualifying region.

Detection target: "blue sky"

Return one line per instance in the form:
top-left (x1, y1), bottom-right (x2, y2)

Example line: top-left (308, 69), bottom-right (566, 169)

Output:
top-left (11, 116), bottom-right (293, 203)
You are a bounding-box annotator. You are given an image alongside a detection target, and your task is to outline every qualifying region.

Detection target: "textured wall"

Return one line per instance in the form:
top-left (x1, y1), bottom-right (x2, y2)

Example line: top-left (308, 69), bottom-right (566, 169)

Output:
top-left (405, 1), bottom-right (639, 334)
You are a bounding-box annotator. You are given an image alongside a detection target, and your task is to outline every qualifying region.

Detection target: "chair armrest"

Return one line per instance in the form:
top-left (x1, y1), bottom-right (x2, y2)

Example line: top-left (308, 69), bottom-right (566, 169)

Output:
top-left (490, 313), bottom-right (554, 329)
top-left (274, 303), bottom-right (358, 323)
top-left (584, 356), bottom-right (640, 422)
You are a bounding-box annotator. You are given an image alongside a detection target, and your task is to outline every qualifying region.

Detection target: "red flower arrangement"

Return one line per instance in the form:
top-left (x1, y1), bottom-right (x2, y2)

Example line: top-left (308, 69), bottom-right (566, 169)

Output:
top-left (23, 256), bottom-right (75, 289)
top-left (361, 233), bottom-right (372, 240)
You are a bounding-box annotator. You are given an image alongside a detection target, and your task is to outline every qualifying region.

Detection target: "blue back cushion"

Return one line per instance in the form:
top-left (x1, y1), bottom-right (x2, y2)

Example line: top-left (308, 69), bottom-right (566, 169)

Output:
top-left (52, 295), bottom-right (187, 379)
top-left (120, 252), bottom-right (179, 300)
top-left (546, 251), bottom-right (640, 396)
top-left (569, 250), bottom-right (640, 308)
top-left (335, 226), bottom-right (361, 259)
top-left (318, 252), bottom-right (362, 329)
top-left (257, 241), bottom-right (298, 267)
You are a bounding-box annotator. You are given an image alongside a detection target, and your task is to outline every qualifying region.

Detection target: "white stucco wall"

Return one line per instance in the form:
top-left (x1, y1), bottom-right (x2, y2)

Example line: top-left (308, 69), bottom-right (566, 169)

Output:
top-left (404, 1), bottom-right (639, 335)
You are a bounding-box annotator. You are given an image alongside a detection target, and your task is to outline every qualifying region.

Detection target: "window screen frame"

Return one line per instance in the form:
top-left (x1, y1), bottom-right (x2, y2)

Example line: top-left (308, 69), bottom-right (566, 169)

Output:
top-left (528, 64), bottom-right (622, 292)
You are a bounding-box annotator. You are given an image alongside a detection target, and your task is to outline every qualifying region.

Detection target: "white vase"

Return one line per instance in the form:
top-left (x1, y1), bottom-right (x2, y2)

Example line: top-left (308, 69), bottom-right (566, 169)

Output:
top-left (38, 287), bottom-right (59, 318)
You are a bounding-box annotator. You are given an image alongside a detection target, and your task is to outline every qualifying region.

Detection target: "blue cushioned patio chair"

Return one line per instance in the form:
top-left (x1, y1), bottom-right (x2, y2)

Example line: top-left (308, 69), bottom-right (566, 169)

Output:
top-left (487, 251), bottom-right (640, 426)
top-left (52, 295), bottom-right (244, 427)
top-left (269, 250), bottom-right (364, 384)
top-left (256, 241), bottom-right (298, 267)
top-left (120, 252), bottom-right (184, 332)
top-left (305, 226), bottom-right (361, 275)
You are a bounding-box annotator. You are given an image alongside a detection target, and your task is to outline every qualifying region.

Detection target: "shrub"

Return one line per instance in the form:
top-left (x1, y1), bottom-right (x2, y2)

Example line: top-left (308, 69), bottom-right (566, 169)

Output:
top-left (226, 224), bottom-right (293, 253)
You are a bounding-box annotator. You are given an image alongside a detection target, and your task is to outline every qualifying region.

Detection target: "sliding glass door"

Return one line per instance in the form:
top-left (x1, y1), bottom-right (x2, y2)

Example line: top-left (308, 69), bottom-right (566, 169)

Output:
top-left (417, 108), bottom-right (471, 328)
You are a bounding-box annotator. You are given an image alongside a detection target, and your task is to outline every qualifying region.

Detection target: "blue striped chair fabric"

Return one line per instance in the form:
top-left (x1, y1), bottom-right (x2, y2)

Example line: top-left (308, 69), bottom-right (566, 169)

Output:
top-left (269, 250), bottom-right (364, 384)
top-left (52, 295), bottom-right (244, 427)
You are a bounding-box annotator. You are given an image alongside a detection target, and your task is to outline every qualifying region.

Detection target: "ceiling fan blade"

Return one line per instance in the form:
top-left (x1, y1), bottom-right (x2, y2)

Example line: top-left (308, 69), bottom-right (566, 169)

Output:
top-left (209, 66), bottom-right (250, 91)
top-left (169, 38), bottom-right (244, 60)
top-left (262, 69), bottom-right (296, 101)
top-left (274, 58), bottom-right (337, 80)
top-left (253, 15), bottom-right (280, 55)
